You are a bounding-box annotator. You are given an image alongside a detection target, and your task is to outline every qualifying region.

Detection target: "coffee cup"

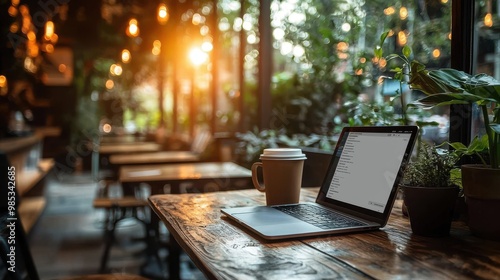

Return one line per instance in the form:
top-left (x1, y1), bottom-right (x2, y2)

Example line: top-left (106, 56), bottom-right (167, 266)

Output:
top-left (251, 148), bottom-right (307, 205)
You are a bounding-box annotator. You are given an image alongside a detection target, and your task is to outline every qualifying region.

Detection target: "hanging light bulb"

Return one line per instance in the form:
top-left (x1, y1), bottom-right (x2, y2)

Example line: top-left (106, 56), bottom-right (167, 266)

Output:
top-left (485, 13), bottom-right (493, 27)
top-left (399, 7), bottom-right (408, 20)
top-left (121, 49), bottom-right (131, 63)
top-left (126, 18), bottom-right (139, 37)
top-left (398, 31), bottom-right (407, 46)
top-left (432, 48), bottom-right (441, 59)
top-left (157, 3), bottom-right (169, 25)
top-left (45, 20), bottom-right (54, 40)
top-left (110, 63), bottom-right (123, 76)
top-left (152, 40), bottom-right (161, 55)
top-left (0, 75), bottom-right (8, 96)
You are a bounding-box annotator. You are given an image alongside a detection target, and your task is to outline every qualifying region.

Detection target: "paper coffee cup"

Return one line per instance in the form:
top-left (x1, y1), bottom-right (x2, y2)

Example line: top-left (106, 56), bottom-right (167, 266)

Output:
top-left (252, 148), bottom-right (306, 205)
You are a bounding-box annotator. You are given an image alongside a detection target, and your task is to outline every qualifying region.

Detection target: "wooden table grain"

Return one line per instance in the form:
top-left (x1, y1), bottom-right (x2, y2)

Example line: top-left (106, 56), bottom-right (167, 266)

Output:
top-left (149, 188), bottom-right (500, 280)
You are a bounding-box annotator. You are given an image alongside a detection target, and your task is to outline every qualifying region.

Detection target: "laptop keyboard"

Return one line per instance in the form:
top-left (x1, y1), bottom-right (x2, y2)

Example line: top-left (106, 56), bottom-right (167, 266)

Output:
top-left (273, 204), bottom-right (365, 229)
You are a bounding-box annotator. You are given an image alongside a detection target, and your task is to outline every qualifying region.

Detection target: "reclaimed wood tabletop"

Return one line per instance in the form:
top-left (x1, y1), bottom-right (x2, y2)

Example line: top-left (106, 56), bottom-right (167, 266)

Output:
top-left (149, 188), bottom-right (500, 280)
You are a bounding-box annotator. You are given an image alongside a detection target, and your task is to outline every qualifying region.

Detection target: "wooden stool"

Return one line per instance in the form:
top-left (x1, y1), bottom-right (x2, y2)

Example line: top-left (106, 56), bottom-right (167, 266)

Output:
top-left (92, 180), bottom-right (151, 273)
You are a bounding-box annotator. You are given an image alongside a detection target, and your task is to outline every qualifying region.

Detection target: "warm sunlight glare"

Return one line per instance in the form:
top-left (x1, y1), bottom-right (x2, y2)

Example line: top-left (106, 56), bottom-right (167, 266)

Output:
top-left (189, 47), bottom-right (208, 66)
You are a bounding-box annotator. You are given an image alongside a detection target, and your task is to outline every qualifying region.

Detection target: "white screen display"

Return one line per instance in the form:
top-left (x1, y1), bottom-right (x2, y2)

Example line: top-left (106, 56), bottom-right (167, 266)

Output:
top-left (326, 132), bottom-right (411, 213)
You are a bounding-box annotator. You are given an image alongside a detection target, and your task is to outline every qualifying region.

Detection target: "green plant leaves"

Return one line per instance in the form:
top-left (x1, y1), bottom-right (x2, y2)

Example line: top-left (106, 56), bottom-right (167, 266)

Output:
top-left (491, 124), bottom-right (500, 134)
top-left (402, 45), bottom-right (412, 58)
top-left (410, 92), bottom-right (482, 108)
top-left (448, 135), bottom-right (489, 166)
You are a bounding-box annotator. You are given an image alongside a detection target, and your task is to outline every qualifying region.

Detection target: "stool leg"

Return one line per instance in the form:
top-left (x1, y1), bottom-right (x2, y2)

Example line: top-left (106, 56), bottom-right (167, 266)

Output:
top-left (99, 208), bottom-right (117, 273)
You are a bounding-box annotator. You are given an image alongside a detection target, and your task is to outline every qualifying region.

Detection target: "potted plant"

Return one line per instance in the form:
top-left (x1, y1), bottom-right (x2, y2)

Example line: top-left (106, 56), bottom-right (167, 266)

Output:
top-left (376, 31), bottom-right (500, 241)
top-left (401, 143), bottom-right (461, 236)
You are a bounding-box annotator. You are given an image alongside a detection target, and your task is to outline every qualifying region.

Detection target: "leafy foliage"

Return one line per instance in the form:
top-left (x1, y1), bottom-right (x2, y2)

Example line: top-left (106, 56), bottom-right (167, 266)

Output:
top-left (403, 143), bottom-right (460, 188)
top-left (234, 128), bottom-right (336, 167)
top-left (376, 31), bottom-right (500, 169)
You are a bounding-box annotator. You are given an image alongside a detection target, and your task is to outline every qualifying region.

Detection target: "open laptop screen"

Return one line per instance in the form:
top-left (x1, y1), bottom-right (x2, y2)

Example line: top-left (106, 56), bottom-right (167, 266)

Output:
top-left (317, 126), bottom-right (418, 222)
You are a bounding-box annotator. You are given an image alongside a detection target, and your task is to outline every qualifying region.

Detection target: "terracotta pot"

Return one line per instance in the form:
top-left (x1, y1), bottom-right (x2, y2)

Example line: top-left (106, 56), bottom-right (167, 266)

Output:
top-left (402, 185), bottom-right (459, 237)
top-left (462, 164), bottom-right (500, 241)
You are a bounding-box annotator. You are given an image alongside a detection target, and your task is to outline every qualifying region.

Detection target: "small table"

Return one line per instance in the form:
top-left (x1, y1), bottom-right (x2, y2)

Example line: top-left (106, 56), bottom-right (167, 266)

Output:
top-left (123, 162), bottom-right (253, 277)
top-left (98, 142), bottom-right (161, 154)
top-left (119, 161), bottom-right (252, 195)
top-left (99, 135), bottom-right (146, 144)
top-left (110, 151), bottom-right (200, 166)
top-left (93, 142), bottom-right (162, 180)
top-left (149, 188), bottom-right (500, 280)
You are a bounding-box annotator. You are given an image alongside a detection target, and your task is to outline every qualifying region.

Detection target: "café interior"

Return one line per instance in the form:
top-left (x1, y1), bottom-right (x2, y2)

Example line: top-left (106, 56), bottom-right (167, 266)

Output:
top-left (1, 0), bottom-right (500, 279)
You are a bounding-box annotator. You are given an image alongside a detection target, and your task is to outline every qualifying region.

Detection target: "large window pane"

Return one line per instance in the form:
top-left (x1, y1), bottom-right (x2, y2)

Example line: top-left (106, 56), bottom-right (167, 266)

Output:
top-left (269, 0), bottom-right (452, 144)
top-left (472, 0), bottom-right (498, 138)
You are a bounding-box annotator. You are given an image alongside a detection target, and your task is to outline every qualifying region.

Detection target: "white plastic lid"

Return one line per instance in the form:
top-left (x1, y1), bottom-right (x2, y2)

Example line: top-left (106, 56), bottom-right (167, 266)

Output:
top-left (259, 148), bottom-right (306, 160)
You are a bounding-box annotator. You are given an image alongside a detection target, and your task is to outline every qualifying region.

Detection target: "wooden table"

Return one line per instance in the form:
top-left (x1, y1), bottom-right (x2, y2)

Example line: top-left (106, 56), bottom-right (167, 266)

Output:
top-left (99, 135), bottom-right (146, 144)
top-left (93, 142), bottom-right (161, 179)
top-left (119, 162), bottom-right (252, 195)
top-left (110, 151), bottom-right (200, 166)
top-left (98, 142), bottom-right (161, 154)
top-left (122, 161), bottom-right (253, 277)
top-left (149, 188), bottom-right (500, 280)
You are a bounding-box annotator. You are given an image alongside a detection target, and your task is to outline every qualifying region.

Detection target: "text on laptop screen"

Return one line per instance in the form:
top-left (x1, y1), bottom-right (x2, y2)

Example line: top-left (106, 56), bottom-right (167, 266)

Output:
top-left (326, 132), bottom-right (412, 213)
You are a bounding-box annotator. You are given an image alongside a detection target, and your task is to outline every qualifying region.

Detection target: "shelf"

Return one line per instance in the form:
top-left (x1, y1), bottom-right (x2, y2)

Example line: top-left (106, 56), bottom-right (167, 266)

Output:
top-left (2, 135), bottom-right (55, 234)
top-left (19, 197), bottom-right (46, 233)
top-left (17, 158), bottom-right (55, 196)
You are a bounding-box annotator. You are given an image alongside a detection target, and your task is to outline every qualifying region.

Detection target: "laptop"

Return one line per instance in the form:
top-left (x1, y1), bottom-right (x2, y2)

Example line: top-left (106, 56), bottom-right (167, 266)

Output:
top-left (221, 125), bottom-right (418, 240)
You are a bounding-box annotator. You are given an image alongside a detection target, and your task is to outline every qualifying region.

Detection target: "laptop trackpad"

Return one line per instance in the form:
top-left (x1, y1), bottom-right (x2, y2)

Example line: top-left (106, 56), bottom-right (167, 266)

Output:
top-left (233, 211), bottom-right (320, 236)
top-left (233, 211), bottom-right (301, 226)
